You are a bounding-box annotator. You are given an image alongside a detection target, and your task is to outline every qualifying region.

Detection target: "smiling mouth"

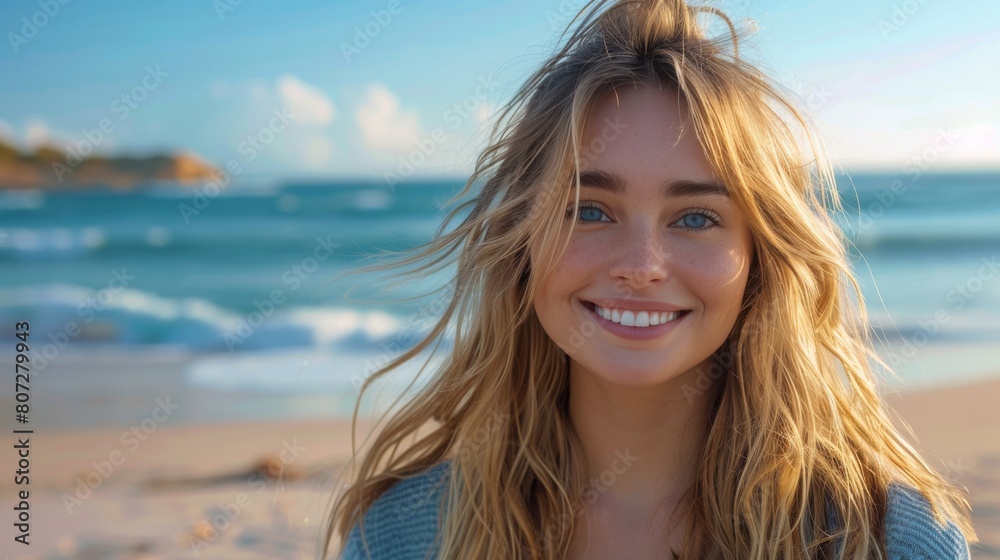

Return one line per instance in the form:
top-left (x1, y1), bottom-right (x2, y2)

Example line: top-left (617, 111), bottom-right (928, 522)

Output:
top-left (582, 300), bottom-right (691, 327)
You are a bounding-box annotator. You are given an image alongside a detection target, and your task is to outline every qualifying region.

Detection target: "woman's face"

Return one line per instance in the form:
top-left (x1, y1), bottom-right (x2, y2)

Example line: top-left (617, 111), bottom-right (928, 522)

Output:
top-left (530, 84), bottom-right (754, 389)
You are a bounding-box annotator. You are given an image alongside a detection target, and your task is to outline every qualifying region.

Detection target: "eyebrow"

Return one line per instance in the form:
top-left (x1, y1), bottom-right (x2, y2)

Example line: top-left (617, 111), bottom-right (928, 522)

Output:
top-left (575, 169), bottom-right (730, 198)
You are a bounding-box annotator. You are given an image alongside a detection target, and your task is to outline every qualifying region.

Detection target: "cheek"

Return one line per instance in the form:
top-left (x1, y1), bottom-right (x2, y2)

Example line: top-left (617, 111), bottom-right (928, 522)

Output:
top-left (547, 237), bottom-right (605, 280)
top-left (676, 243), bottom-right (751, 303)
top-left (533, 251), bottom-right (576, 307)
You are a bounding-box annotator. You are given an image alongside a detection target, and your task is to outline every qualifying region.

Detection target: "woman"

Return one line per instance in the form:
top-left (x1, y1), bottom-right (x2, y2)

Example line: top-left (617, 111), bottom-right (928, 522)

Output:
top-left (322, 0), bottom-right (978, 557)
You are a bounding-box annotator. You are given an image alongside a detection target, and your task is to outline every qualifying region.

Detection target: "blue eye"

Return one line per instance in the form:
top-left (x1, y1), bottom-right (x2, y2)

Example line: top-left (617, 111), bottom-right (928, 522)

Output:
top-left (673, 208), bottom-right (722, 232)
top-left (566, 203), bottom-right (722, 231)
top-left (566, 202), bottom-right (610, 223)
top-left (679, 213), bottom-right (708, 228)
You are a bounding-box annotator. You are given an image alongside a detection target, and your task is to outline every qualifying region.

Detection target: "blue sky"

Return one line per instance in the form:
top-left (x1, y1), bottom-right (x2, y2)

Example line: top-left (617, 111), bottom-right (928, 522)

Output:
top-left (2, 0), bottom-right (998, 182)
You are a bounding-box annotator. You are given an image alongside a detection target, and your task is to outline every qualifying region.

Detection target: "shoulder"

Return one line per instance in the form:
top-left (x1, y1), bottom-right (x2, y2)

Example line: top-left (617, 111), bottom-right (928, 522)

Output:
top-left (340, 460), bottom-right (454, 560)
top-left (883, 481), bottom-right (970, 560)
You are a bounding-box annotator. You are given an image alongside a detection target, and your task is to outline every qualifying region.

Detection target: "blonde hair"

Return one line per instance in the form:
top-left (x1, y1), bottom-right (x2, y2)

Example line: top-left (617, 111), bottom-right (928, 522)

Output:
top-left (321, 0), bottom-right (978, 558)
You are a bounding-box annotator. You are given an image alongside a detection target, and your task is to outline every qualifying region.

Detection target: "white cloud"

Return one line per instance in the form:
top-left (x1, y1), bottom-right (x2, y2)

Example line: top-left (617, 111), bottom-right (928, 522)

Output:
top-left (277, 75), bottom-right (335, 125)
top-left (356, 83), bottom-right (421, 153)
top-left (200, 75), bottom-right (338, 172)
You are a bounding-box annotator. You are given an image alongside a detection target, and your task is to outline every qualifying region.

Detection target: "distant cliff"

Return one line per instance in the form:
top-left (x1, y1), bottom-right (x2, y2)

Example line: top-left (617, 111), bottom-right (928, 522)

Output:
top-left (0, 139), bottom-right (220, 189)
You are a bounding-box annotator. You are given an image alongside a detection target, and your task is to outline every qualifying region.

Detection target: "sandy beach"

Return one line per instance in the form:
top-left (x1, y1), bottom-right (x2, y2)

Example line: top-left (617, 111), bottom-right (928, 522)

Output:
top-left (1, 371), bottom-right (997, 559)
top-left (0, 414), bottom-right (382, 559)
top-left (883, 377), bottom-right (1000, 557)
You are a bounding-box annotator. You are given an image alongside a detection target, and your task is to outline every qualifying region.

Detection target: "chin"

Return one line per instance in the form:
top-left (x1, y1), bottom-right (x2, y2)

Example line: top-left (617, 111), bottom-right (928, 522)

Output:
top-left (574, 356), bottom-right (684, 387)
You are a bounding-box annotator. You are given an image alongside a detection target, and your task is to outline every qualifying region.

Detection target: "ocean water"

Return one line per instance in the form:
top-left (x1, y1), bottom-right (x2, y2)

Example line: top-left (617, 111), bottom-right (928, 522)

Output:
top-left (1, 172), bottom-right (998, 404)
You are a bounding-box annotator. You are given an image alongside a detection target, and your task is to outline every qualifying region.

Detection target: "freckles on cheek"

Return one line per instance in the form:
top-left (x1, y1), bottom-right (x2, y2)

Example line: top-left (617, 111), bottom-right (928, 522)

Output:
top-left (556, 238), bottom-right (600, 272)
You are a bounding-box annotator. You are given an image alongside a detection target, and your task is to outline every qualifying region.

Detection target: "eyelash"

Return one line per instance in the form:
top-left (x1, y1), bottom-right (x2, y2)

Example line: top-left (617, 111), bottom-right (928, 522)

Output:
top-left (564, 201), bottom-right (723, 231)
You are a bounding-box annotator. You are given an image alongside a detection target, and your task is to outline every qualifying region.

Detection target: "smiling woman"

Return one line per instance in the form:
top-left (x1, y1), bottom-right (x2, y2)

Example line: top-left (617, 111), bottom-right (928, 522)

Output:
top-left (532, 85), bottom-right (754, 405)
top-left (321, 1), bottom-right (978, 559)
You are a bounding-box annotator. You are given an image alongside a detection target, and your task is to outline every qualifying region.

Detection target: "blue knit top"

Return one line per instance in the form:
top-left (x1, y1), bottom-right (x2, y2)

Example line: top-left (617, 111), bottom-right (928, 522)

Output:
top-left (340, 461), bottom-right (970, 559)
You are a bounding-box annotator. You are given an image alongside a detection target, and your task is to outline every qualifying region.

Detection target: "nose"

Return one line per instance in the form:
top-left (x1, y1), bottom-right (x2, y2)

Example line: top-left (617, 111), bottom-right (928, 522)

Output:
top-left (608, 220), bottom-right (669, 289)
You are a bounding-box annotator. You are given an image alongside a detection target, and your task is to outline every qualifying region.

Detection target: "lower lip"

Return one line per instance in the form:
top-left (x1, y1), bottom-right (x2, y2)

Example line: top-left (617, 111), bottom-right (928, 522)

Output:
top-left (581, 300), bottom-right (689, 341)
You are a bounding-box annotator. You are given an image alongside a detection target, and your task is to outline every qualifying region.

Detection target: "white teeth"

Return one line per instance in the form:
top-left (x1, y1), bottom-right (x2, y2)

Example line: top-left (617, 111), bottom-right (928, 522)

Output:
top-left (593, 305), bottom-right (682, 327)
top-left (635, 311), bottom-right (649, 327)
top-left (621, 310), bottom-right (635, 326)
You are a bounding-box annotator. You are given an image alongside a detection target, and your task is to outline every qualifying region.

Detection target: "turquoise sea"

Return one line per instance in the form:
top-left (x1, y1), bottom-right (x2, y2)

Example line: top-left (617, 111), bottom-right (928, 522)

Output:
top-left (1, 172), bottom-right (998, 426)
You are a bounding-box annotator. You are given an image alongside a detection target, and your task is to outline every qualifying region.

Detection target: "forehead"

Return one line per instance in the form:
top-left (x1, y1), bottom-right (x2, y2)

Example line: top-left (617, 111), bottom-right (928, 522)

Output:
top-left (577, 85), bottom-right (719, 191)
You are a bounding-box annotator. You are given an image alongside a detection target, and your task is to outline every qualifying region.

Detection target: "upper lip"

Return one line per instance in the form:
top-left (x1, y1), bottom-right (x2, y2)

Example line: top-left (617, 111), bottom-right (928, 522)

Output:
top-left (584, 298), bottom-right (689, 313)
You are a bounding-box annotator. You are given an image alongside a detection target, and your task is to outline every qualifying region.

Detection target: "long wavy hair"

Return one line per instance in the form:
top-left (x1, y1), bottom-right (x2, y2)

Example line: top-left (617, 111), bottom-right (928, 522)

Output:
top-left (320, 0), bottom-right (978, 558)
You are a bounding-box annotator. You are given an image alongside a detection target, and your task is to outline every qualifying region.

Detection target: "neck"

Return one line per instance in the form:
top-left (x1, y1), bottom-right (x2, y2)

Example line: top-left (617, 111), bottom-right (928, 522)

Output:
top-left (567, 356), bottom-right (719, 516)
